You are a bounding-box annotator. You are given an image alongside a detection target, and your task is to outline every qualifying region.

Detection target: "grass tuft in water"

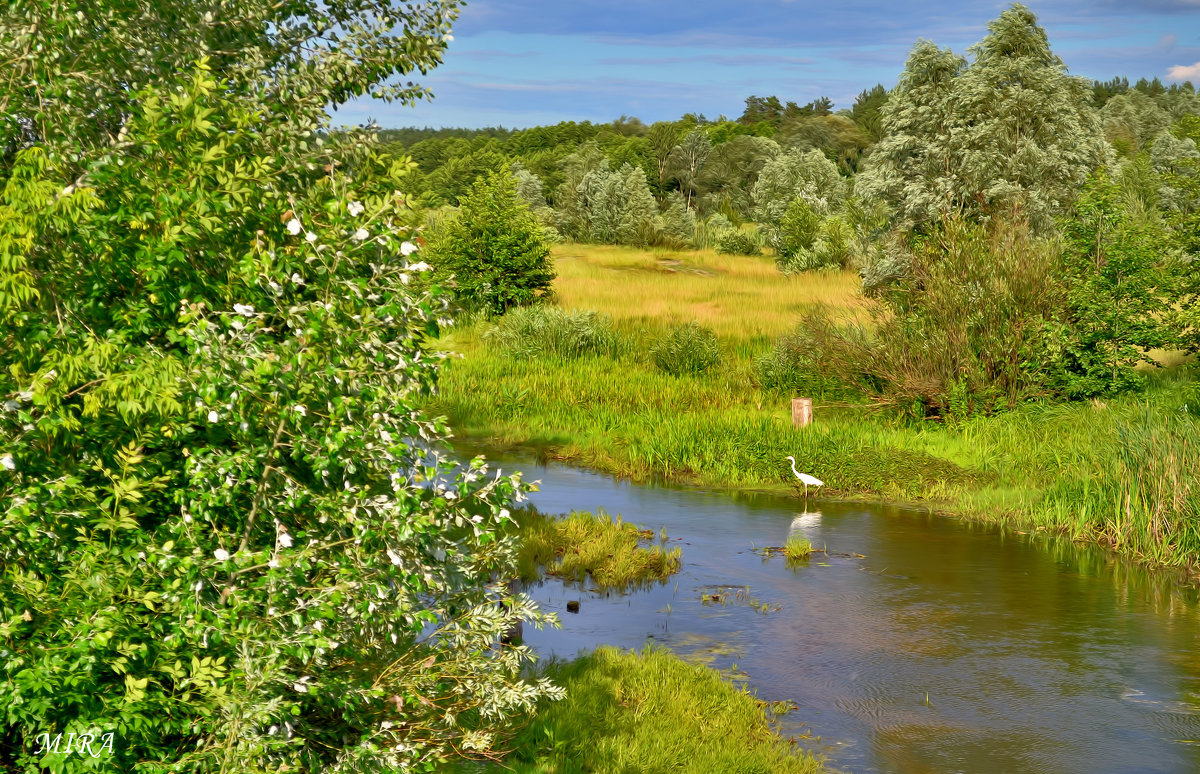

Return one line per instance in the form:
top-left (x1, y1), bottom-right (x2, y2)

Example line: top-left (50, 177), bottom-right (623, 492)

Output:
top-left (783, 534), bottom-right (813, 560)
top-left (514, 509), bottom-right (682, 591)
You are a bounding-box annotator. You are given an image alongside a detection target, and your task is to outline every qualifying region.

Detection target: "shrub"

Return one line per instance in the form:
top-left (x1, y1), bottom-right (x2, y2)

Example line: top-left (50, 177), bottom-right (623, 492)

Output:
top-left (778, 218), bottom-right (1069, 416)
top-left (1048, 170), bottom-right (1179, 397)
top-left (659, 191), bottom-right (697, 249)
top-left (0, 71), bottom-right (559, 774)
top-left (778, 196), bottom-right (822, 261)
top-left (651, 322), bottom-right (721, 376)
top-left (485, 306), bottom-right (620, 359)
top-left (754, 330), bottom-right (862, 399)
top-left (429, 169), bottom-right (555, 316)
top-left (694, 214), bottom-right (733, 249)
top-left (715, 227), bottom-right (763, 256)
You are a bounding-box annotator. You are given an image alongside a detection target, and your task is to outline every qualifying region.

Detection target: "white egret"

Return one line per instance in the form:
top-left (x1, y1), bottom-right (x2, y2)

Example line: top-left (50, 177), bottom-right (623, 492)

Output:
top-left (785, 456), bottom-right (823, 498)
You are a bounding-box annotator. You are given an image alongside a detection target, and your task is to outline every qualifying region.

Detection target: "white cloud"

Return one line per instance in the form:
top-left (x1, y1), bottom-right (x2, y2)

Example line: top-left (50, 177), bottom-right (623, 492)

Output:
top-left (1168, 61), bottom-right (1200, 79)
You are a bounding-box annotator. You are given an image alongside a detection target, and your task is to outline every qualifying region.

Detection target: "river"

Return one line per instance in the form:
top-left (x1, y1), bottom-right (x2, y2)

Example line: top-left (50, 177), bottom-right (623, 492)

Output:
top-left (491, 453), bottom-right (1200, 774)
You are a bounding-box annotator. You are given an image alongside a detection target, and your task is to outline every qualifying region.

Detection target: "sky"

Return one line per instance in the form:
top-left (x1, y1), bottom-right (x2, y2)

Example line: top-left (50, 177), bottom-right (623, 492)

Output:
top-left (332, 0), bottom-right (1200, 130)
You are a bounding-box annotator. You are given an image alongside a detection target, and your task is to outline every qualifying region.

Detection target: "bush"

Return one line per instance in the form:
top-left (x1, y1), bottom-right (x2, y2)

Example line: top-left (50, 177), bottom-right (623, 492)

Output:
top-left (715, 228), bottom-right (763, 256)
top-left (694, 214), bottom-right (733, 249)
top-left (659, 192), bottom-right (697, 249)
top-left (778, 197), bottom-right (822, 261)
top-left (779, 219), bottom-right (1069, 417)
top-left (485, 306), bottom-right (620, 359)
top-left (429, 169), bottom-right (555, 316)
top-left (651, 322), bottom-right (721, 376)
top-left (1049, 170), bottom-right (1179, 397)
top-left (0, 71), bottom-right (559, 773)
top-left (754, 329), bottom-right (862, 399)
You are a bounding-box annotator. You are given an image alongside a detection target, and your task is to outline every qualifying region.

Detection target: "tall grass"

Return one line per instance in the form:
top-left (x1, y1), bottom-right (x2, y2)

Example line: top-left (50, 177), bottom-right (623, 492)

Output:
top-left (549, 243), bottom-right (863, 343)
top-left (484, 305), bottom-right (621, 359)
top-left (465, 645), bottom-right (823, 774)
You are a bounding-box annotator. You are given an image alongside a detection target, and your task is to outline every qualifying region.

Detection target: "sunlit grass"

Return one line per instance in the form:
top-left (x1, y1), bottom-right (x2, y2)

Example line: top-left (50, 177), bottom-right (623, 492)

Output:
top-left (550, 243), bottom-right (864, 346)
top-left (783, 534), bottom-right (813, 561)
top-left (514, 509), bottom-right (682, 591)
top-left (451, 645), bottom-right (824, 774)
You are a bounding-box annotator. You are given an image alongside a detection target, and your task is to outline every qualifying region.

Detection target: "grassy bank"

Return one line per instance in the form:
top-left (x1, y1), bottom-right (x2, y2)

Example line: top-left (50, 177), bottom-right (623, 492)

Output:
top-left (432, 243), bottom-right (1200, 574)
top-left (452, 646), bottom-right (823, 774)
top-left (513, 509), bottom-right (682, 591)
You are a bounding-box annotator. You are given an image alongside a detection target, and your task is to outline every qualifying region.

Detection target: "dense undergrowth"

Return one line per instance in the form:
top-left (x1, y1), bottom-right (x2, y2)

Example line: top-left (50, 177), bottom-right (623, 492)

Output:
top-left (429, 245), bottom-right (1200, 575)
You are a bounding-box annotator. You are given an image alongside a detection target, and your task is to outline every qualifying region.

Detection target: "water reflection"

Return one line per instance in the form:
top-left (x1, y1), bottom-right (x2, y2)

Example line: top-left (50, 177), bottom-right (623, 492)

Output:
top-left (478, 451), bottom-right (1200, 774)
top-left (787, 509), bottom-right (823, 542)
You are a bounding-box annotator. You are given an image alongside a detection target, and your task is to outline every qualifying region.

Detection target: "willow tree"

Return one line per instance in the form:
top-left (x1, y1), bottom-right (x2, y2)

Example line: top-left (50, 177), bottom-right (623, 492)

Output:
top-left (860, 4), bottom-right (1106, 236)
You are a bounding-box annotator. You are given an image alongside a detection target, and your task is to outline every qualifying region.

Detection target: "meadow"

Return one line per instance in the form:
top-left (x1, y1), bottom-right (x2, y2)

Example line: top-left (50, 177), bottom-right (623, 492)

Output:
top-left (432, 243), bottom-right (1200, 574)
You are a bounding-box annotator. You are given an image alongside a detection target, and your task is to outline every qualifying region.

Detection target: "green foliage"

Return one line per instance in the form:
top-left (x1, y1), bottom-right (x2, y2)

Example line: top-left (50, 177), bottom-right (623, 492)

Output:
top-left (0, 0), bottom-right (456, 183)
top-left (778, 203), bottom-right (856, 273)
top-left (783, 535), bottom-right (813, 561)
top-left (513, 510), bottom-right (682, 591)
top-left (715, 228), bottom-right (763, 256)
top-left (0, 20), bottom-right (562, 773)
top-left (777, 197), bottom-right (822, 261)
top-left (859, 4), bottom-right (1105, 237)
top-left (1050, 171), bottom-right (1179, 396)
top-left (753, 331), bottom-right (860, 400)
top-left (752, 148), bottom-right (844, 254)
top-left (473, 646), bottom-right (823, 774)
top-left (651, 322), bottom-right (721, 376)
top-left (790, 219), bottom-right (1070, 415)
top-left (484, 306), bottom-right (621, 360)
top-left (667, 130), bottom-right (713, 210)
top-left (1101, 91), bottom-right (1171, 155)
top-left (660, 192), bottom-right (698, 248)
top-left (430, 170), bottom-right (555, 316)
top-left (557, 161), bottom-right (661, 247)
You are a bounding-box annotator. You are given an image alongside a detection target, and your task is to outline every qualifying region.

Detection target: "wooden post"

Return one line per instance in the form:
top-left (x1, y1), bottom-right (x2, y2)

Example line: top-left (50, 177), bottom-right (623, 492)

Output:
top-left (791, 397), bottom-right (813, 428)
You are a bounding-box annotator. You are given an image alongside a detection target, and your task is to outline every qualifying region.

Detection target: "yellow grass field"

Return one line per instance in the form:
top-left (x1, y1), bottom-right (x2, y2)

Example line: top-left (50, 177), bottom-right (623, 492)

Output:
top-left (549, 243), bottom-right (864, 345)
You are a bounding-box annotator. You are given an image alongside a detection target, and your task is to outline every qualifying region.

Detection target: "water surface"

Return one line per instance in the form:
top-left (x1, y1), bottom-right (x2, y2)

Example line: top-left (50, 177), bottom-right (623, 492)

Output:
top-left (494, 455), bottom-right (1200, 774)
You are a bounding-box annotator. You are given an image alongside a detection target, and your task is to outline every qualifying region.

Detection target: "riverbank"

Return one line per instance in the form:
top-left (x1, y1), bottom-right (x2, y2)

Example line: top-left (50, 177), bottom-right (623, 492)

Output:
top-left (430, 244), bottom-right (1200, 576)
top-left (455, 646), bottom-right (823, 774)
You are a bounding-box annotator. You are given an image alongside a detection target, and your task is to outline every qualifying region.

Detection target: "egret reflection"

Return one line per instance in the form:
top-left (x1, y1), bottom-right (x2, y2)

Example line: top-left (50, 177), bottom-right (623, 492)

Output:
top-left (788, 510), bottom-right (823, 542)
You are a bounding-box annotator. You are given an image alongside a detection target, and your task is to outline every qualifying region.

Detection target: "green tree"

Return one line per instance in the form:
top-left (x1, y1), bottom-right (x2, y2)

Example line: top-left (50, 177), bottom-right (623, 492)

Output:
top-left (1100, 91), bottom-right (1171, 155)
top-left (751, 148), bottom-right (845, 253)
top-left (0, 0), bottom-right (456, 182)
top-left (0, 4), bottom-right (562, 771)
top-left (850, 84), bottom-right (889, 142)
top-left (667, 129), bottom-right (712, 210)
top-left (860, 4), bottom-right (1105, 234)
top-left (431, 171), bottom-right (555, 315)
top-left (1052, 171), bottom-right (1178, 396)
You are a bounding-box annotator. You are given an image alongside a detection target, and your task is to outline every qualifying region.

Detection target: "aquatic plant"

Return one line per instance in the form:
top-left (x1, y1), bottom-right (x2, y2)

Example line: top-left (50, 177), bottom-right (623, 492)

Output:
top-left (514, 509), bottom-right (682, 591)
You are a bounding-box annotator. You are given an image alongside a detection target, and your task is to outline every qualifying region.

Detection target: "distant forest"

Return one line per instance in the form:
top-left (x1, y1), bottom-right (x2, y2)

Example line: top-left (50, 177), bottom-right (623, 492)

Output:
top-left (378, 75), bottom-right (1198, 221)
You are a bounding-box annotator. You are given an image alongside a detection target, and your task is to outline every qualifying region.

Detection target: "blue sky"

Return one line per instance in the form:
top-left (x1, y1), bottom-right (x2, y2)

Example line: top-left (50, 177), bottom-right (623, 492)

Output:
top-left (333, 1), bottom-right (1200, 129)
